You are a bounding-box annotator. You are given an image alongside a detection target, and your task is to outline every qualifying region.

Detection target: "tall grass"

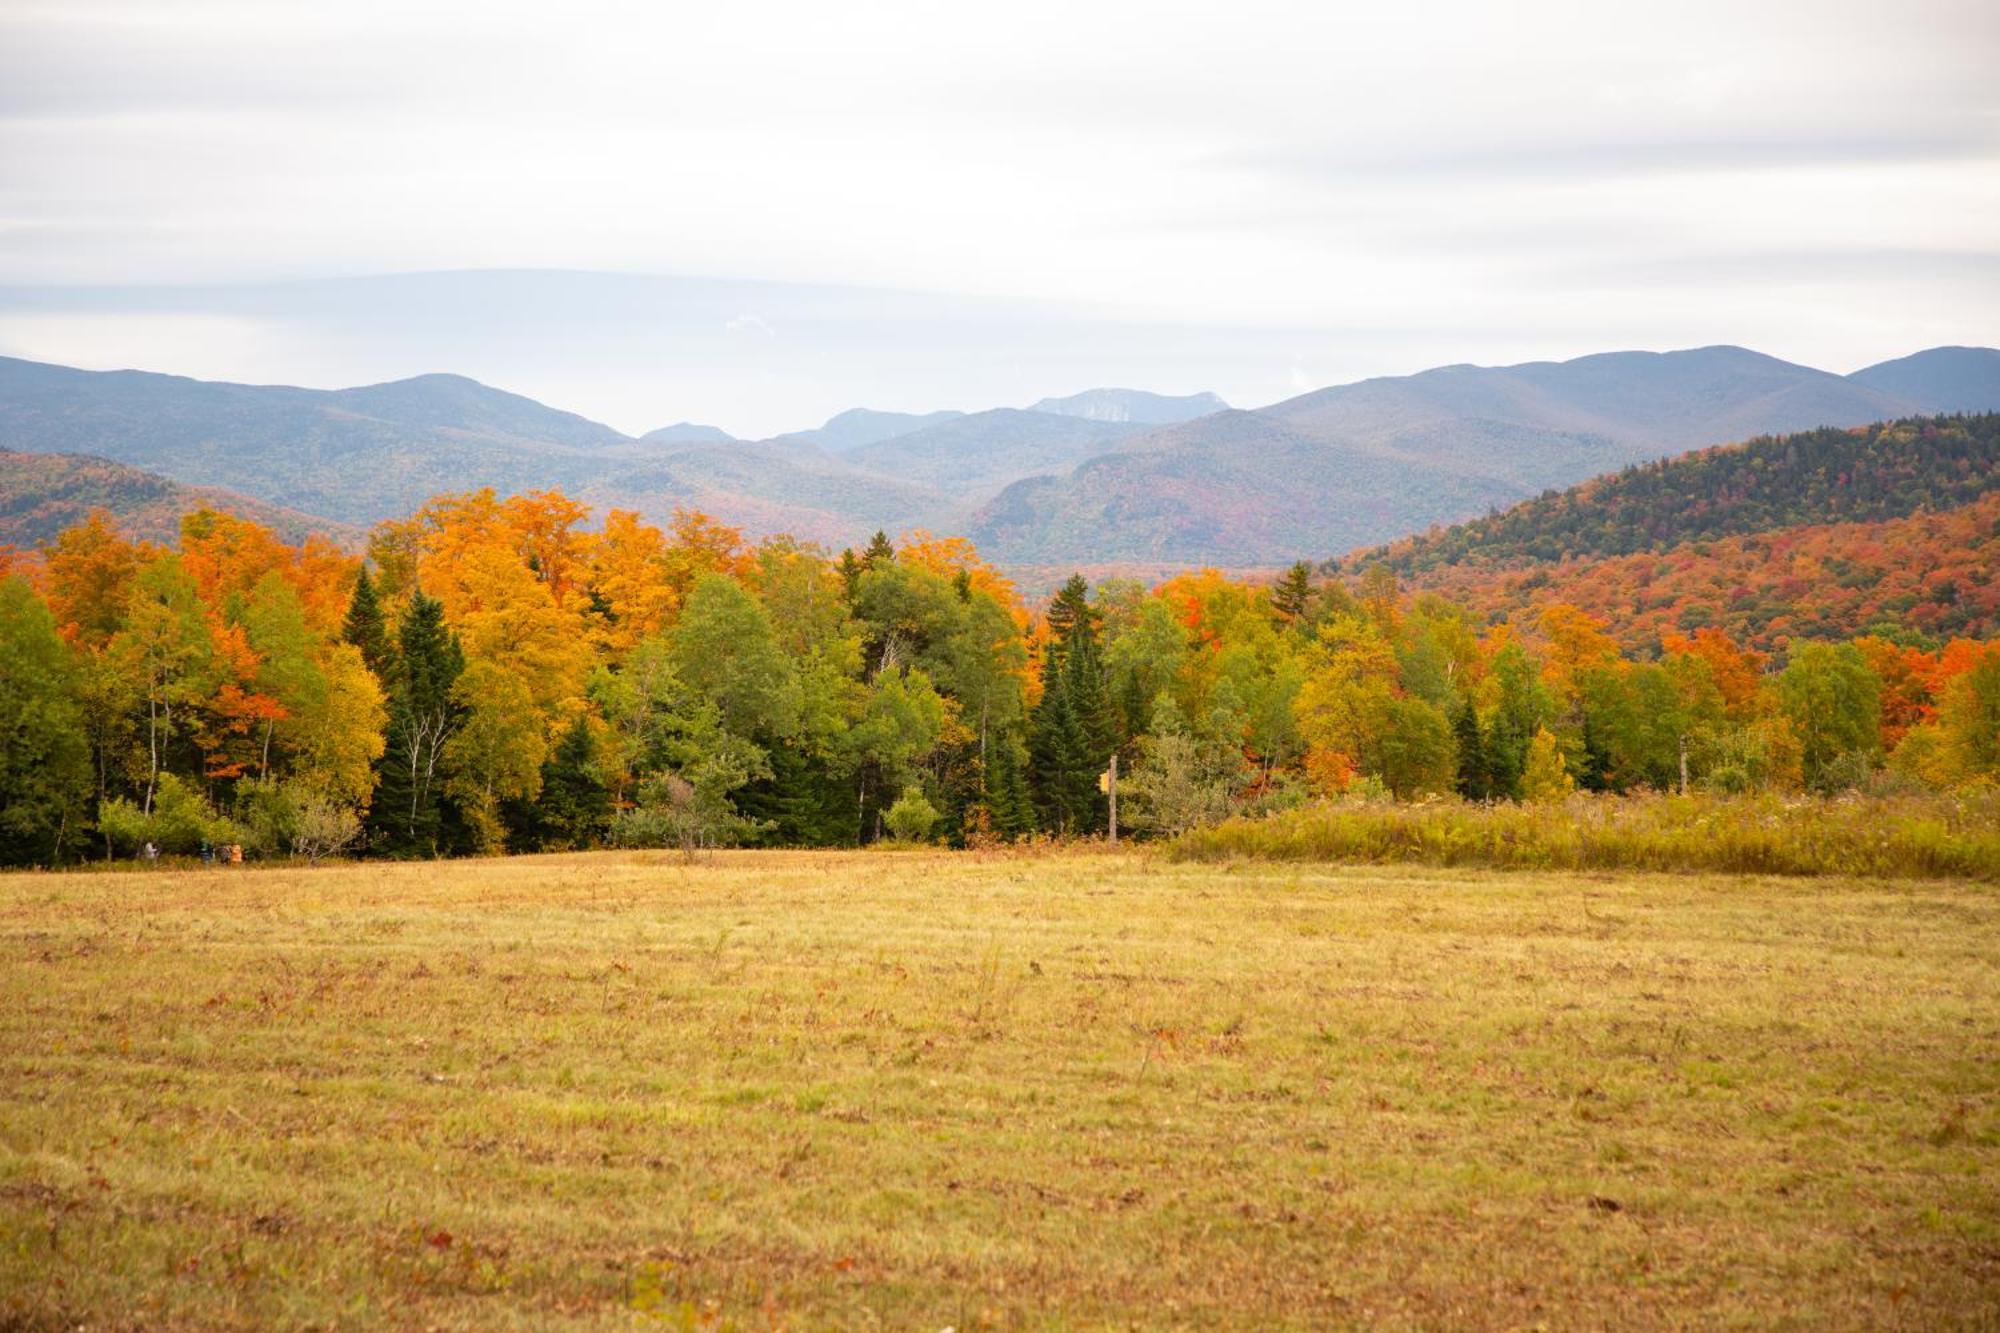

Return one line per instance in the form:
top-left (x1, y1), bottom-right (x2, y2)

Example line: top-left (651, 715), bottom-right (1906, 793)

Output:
top-left (1168, 791), bottom-right (2000, 880)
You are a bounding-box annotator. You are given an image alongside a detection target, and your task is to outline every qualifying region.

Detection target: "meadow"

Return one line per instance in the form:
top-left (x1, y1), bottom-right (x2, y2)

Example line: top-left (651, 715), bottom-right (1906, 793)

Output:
top-left (1, 848), bottom-right (1995, 1329)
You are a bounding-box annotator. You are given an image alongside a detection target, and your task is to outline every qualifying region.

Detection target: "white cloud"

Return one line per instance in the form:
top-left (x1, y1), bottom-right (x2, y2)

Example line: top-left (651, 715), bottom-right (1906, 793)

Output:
top-left (0, 0), bottom-right (1993, 428)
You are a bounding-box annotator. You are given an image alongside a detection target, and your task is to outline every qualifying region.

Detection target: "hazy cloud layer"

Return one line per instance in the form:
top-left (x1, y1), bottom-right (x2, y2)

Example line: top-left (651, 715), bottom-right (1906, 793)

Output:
top-left (0, 0), bottom-right (1994, 433)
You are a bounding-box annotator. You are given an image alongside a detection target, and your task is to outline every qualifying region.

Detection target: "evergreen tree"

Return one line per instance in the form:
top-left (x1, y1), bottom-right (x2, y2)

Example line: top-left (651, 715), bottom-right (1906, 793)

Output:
top-left (1029, 676), bottom-right (1096, 833)
top-left (1271, 561), bottom-right (1315, 627)
top-left (512, 714), bottom-right (611, 850)
top-left (1451, 699), bottom-right (1490, 800)
top-left (1577, 713), bottom-right (1612, 792)
top-left (341, 565), bottom-right (395, 685)
top-left (982, 741), bottom-right (1037, 838)
top-left (367, 590), bottom-right (465, 856)
top-left (1043, 575), bottom-right (1098, 669)
top-left (736, 743), bottom-right (855, 846)
top-left (1029, 576), bottom-right (1114, 834)
top-left (836, 548), bottom-right (864, 604)
top-left (861, 531), bottom-right (895, 569)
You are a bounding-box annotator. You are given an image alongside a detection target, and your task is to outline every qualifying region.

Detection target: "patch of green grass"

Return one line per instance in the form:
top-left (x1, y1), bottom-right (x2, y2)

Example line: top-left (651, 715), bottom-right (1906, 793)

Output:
top-left (1, 848), bottom-right (1995, 1328)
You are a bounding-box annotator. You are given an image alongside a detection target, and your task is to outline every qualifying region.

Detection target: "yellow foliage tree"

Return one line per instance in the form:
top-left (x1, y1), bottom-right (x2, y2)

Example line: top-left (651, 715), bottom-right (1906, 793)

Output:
top-left (1520, 726), bottom-right (1575, 804)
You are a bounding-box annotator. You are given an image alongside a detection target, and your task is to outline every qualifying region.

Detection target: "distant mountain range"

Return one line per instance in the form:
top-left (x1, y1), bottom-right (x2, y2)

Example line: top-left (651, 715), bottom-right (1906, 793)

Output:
top-left (640, 422), bottom-right (735, 445)
top-left (1027, 387), bottom-right (1229, 424)
top-left (1, 345), bottom-right (1995, 568)
top-left (965, 346), bottom-right (1996, 566)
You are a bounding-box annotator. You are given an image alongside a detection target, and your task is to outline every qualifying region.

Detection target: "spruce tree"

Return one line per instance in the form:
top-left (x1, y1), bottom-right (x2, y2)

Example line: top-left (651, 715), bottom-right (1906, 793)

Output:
top-left (532, 714), bottom-right (611, 849)
top-left (1271, 561), bottom-right (1315, 627)
top-left (341, 566), bottom-right (394, 685)
top-left (861, 531), bottom-right (895, 569)
top-left (836, 549), bottom-right (864, 604)
top-left (1028, 575), bottom-right (1114, 834)
top-left (983, 742), bottom-right (1036, 838)
top-left (1029, 678), bottom-right (1095, 834)
top-left (1043, 575), bottom-right (1097, 667)
top-left (1451, 699), bottom-right (1490, 800)
top-left (367, 590), bottom-right (465, 857)
top-left (1577, 713), bottom-right (1612, 792)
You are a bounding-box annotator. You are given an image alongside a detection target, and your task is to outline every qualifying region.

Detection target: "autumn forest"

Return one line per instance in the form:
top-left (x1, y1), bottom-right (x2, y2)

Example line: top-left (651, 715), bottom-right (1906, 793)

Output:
top-left (3, 447), bottom-right (1997, 868)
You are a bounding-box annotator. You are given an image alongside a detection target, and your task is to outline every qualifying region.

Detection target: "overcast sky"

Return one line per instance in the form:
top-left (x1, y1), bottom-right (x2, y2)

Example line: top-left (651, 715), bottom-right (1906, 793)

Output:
top-left (1, 0), bottom-right (1996, 435)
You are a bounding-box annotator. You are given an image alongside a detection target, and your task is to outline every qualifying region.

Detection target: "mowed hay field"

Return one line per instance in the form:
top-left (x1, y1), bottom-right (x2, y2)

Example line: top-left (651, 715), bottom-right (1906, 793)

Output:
top-left (1, 851), bottom-right (1995, 1330)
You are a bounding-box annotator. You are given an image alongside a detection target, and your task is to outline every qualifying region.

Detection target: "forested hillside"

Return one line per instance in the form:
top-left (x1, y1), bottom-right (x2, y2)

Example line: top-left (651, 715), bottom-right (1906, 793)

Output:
top-left (0, 449), bottom-right (362, 550)
top-left (1382, 491), bottom-right (2000, 652)
top-left (1341, 415), bottom-right (1999, 575)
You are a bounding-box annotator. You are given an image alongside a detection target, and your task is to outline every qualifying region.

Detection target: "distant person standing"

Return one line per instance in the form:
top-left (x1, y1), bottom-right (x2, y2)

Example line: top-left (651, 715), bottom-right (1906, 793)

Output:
top-left (142, 841), bottom-right (158, 863)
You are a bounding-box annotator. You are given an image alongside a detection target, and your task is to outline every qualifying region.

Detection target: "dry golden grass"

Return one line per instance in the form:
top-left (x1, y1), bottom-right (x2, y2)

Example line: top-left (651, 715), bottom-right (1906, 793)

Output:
top-left (1, 848), bottom-right (1996, 1330)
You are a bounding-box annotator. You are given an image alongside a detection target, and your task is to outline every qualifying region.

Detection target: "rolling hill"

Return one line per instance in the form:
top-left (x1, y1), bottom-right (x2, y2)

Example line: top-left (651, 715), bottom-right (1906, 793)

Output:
top-left (777, 407), bottom-right (967, 453)
top-left (842, 408), bottom-right (1148, 499)
top-left (0, 356), bottom-right (636, 525)
top-left (1328, 414), bottom-right (2000, 650)
top-left (0, 448), bottom-right (364, 550)
top-left (1848, 346), bottom-right (2000, 413)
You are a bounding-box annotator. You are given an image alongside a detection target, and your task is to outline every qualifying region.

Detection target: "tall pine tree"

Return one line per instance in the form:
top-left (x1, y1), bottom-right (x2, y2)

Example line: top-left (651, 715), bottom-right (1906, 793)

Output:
top-left (1271, 561), bottom-right (1315, 628)
top-left (1029, 575), bottom-right (1115, 834)
top-left (1451, 699), bottom-right (1490, 800)
top-left (504, 713), bottom-right (611, 850)
top-left (367, 590), bottom-right (465, 857)
top-left (341, 566), bottom-right (395, 685)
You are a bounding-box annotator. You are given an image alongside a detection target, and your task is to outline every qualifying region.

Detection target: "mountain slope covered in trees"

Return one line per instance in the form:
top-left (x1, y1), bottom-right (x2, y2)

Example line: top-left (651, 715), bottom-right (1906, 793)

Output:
top-left (1341, 415), bottom-right (2000, 575)
top-left (1333, 415), bottom-right (2000, 650)
top-left (0, 448), bottom-right (362, 549)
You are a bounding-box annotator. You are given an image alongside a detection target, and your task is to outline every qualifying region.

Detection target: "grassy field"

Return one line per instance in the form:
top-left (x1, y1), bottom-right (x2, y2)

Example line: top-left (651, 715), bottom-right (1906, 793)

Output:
top-left (1, 849), bottom-right (1995, 1329)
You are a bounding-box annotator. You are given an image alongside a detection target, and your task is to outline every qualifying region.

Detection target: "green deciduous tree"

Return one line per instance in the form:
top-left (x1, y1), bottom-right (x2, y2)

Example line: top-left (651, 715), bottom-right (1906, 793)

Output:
top-left (883, 785), bottom-right (941, 842)
top-left (110, 554), bottom-right (218, 813)
top-left (670, 573), bottom-right (801, 741)
top-left (1777, 643), bottom-right (1883, 792)
top-left (0, 578), bottom-right (91, 864)
top-left (1371, 695), bottom-right (1457, 799)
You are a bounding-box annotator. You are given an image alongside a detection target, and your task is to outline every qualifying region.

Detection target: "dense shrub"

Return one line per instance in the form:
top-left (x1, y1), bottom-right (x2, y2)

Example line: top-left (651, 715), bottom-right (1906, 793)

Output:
top-left (884, 786), bottom-right (941, 843)
top-left (98, 773), bottom-right (242, 857)
top-left (1167, 792), bottom-right (2000, 881)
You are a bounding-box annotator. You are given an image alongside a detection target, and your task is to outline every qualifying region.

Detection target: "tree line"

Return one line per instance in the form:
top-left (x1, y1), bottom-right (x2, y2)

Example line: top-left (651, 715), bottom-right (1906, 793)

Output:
top-left (2, 490), bottom-right (1997, 866)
